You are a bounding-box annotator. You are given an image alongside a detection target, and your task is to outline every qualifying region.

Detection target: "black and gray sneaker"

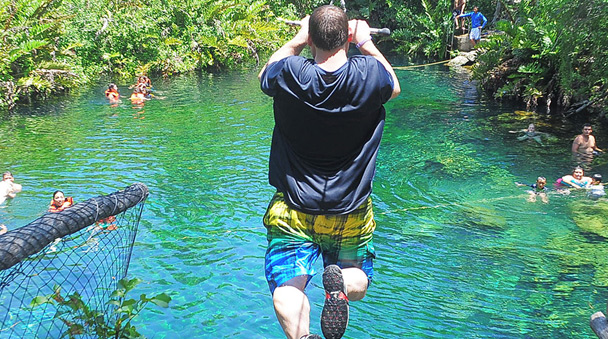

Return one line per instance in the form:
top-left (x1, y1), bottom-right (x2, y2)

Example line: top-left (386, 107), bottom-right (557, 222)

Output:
top-left (300, 335), bottom-right (323, 339)
top-left (320, 265), bottom-right (349, 339)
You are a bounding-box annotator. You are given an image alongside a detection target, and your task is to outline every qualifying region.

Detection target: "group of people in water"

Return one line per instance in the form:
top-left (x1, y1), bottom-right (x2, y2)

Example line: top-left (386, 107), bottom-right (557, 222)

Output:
top-left (515, 123), bottom-right (605, 203)
top-left (0, 174), bottom-right (116, 234)
top-left (104, 75), bottom-right (153, 106)
top-left (0, 173), bottom-right (73, 234)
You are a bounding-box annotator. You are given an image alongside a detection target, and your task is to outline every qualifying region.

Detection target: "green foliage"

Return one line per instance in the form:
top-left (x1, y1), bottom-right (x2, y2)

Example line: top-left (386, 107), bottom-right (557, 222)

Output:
top-left (380, 0), bottom-right (452, 59)
top-left (0, 0), bottom-right (289, 112)
top-left (31, 277), bottom-right (171, 339)
top-left (0, 0), bottom-right (84, 111)
top-left (60, 0), bottom-right (287, 78)
top-left (2, 0), bottom-right (606, 116)
top-left (473, 0), bottom-right (608, 114)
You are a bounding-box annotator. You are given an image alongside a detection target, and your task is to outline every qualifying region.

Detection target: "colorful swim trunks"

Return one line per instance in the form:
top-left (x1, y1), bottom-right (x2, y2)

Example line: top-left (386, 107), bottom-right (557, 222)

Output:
top-left (264, 192), bottom-right (376, 293)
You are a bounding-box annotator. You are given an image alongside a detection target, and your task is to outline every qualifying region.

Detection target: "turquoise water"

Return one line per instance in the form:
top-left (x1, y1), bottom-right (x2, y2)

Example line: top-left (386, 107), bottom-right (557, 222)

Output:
top-left (1, 66), bottom-right (607, 338)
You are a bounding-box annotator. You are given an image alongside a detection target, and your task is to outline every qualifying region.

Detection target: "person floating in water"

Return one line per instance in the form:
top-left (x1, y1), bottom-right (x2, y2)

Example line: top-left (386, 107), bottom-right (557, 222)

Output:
top-left (259, 5), bottom-right (400, 339)
top-left (516, 176), bottom-right (549, 203)
top-left (130, 76), bottom-right (152, 97)
top-left (130, 86), bottom-right (148, 106)
top-left (0, 171), bottom-right (22, 205)
top-left (457, 6), bottom-right (487, 47)
top-left (557, 166), bottom-right (593, 189)
top-left (588, 173), bottom-right (605, 200)
top-left (0, 224), bottom-right (7, 235)
top-left (96, 215), bottom-right (118, 230)
top-left (105, 83), bottom-right (120, 102)
top-left (509, 123), bottom-right (550, 145)
top-left (48, 190), bottom-right (74, 213)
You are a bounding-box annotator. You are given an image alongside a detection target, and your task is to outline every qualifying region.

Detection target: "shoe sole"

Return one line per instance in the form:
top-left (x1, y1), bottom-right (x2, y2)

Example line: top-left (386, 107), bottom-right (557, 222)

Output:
top-left (321, 265), bottom-right (349, 339)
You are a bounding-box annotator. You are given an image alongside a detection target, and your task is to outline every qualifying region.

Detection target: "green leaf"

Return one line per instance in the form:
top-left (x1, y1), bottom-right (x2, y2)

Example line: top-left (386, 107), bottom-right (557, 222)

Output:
top-left (30, 296), bottom-right (51, 307)
top-left (149, 293), bottom-right (171, 308)
top-left (121, 277), bottom-right (143, 293)
top-left (107, 300), bottom-right (121, 307)
top-left (116, 304), bottom-right (135, 314)
top-left (122, 299), bottom-right (138, 307)
top-left (111, 289), bottom-right (125, 298)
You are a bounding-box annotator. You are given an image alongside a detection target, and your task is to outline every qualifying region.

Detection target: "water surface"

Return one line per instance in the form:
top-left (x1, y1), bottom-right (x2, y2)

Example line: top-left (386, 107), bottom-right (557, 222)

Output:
top-left (1, 66), bottom-right (607, 338)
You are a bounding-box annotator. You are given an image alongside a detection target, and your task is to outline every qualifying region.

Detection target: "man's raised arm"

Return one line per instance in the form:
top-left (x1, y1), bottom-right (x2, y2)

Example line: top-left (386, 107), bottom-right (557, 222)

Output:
top-left (349, 20), bottom-right (401, 100)
top-left (258, 16), bottom-right (310, 80)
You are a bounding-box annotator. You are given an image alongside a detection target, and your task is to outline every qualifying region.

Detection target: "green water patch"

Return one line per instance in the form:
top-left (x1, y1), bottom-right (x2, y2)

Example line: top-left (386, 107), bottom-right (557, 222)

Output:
top-left (569, 199), bottom-right (608, 238)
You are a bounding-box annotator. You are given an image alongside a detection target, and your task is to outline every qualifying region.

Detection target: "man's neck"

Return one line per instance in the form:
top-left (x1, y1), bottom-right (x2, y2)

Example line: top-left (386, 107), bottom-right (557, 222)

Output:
top-left (314, 46), bottom-right (348, 72)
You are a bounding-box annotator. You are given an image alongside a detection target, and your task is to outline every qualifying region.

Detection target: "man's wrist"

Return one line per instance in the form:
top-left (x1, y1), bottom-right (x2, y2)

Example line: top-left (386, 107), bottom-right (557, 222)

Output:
top-left (356, 36), bottom-right (373, 49)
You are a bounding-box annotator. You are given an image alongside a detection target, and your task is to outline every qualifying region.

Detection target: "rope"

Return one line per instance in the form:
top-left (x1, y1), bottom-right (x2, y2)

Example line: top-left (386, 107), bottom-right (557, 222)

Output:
top-left (392, 59), bottom-right (450, 70)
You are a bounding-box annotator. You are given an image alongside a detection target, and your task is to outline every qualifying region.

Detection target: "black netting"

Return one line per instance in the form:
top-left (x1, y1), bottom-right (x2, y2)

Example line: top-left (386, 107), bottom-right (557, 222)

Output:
top-left (0, 183), bottom-right (148, 338)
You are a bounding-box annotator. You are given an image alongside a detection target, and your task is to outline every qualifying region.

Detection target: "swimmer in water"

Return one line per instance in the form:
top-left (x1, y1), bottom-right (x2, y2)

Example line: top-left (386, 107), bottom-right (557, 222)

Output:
top-left (516, 176), bottom-right (548, 203)
top-left (559, 166), bottom-right (592, 189)
top-left (509, 123), bottom-right (549, 145)
top-left (48, 191), bottom-right (74, 213)
top-left (588, 173), bottom-right (605, 200)
top-left (105, 83), bottom-right (120, 101)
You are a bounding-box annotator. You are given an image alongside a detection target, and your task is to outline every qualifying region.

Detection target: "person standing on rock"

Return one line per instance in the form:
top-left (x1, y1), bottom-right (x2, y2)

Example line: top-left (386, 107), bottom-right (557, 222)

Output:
top-left (452, 0), bottom-right (467, 31)
top-left (457, 6), bottom-right (487, 46)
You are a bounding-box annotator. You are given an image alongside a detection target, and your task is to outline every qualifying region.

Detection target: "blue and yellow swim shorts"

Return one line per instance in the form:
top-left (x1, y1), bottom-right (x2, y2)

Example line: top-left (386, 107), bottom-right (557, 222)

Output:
top-left (264, 192), bottom-right (377, 294)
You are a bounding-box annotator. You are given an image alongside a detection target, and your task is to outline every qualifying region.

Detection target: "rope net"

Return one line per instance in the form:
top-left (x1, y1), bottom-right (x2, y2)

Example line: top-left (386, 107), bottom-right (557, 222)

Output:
top-left (0, 183), bottom-right (148, 338)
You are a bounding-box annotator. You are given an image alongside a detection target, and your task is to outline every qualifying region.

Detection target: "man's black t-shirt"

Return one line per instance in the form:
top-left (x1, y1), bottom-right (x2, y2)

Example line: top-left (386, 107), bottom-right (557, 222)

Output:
top-left (261, 55), bottom-right (394, 214)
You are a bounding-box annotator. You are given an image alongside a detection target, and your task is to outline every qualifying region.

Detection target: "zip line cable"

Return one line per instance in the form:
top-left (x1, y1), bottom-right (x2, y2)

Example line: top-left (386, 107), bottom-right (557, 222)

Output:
top-left (392, 59), bottom-right (451, 70)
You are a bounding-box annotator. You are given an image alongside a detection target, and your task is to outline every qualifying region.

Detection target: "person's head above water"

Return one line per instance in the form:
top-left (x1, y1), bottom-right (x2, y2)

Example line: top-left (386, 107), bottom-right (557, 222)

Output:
top-left (592, 173), bottom-right (602, 184)
top-left (582, 123), bottom-right (593, 135)
top-left (52, 190), bottom-right (65, 205)
top-left (309, 5), bottom-right (349, 51)
top-left (572, 166), bottom-right (585, 180)
top-left (528, 123), bottom-right (535, 132)
top-left (536, 176), bottom-right (547, 188)
top-left (2, 171), bottom-right (13, 181)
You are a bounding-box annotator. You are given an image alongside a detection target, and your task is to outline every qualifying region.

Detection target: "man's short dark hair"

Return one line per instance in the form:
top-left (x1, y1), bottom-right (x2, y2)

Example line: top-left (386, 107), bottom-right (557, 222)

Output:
top-left (309, 5), bottom-right (348, 51)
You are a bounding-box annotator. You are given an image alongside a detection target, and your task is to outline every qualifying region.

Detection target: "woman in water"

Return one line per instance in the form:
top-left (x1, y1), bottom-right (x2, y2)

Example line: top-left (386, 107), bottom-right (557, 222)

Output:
top-left (48, 190), bottom-right (74, 213)
top-left (105, 83), bottom-right (120, 101)
top-left (558, 166), bottom-right (593, 189)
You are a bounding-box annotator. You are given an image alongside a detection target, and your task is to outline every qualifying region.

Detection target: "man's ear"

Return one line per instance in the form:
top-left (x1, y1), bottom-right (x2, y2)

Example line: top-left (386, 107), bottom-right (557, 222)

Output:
top-left (348, 26), bottom-right (354, 42)
top-left (307, 36), bottom-right (313, 46)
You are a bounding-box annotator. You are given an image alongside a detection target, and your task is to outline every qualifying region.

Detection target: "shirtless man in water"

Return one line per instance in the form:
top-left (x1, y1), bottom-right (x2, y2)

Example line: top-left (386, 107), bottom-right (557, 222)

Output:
top-left (0, 171), bottom-right (22, 205)
top-left (572, 123), bottom-right (602, 157)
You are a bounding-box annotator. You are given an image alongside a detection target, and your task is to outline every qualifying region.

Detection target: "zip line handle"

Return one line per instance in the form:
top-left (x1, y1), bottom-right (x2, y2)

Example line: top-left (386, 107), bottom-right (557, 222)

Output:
top-left (279, 19), bottom-right (391, 36)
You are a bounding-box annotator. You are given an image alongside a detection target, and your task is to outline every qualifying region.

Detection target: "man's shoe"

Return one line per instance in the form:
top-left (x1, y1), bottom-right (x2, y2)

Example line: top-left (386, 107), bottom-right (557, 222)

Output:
top-left (300, 335), bottom-right (323, 339)
top-left (320, 265), bottom-right (349, 339)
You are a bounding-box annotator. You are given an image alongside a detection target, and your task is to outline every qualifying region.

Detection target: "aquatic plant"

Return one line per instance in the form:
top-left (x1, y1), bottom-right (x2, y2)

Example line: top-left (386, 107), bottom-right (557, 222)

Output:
top-left (31, 277), bottom-right (171, 339)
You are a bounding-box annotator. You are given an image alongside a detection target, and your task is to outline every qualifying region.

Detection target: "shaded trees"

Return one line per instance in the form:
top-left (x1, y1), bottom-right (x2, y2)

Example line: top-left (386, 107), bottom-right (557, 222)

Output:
top-left (473, 0), bottom-right (608, 117)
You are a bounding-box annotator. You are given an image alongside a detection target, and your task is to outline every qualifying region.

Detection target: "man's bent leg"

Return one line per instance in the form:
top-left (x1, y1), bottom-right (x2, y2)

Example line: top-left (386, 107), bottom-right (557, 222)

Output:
top-left (273, 275), bottom-right (311, 339)
top-left (342, 267), bottom-right (369, 301)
